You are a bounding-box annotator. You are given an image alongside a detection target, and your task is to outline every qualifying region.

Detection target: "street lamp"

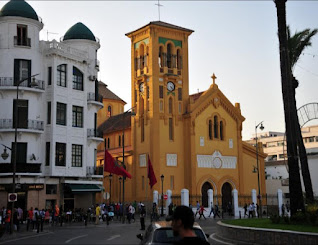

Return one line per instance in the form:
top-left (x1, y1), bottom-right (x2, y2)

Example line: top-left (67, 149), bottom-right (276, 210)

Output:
top-left (254, 121), bottom-right (264, 218)
top-left (109, 174), bottom-right (112, 205)
top-left (160, 174), bottom-right (164, 217)
top-left (121, 107), bottom-right (136, 223)
top-left (0, 74), bottom-right (39, 234)
top-left (119, 177), bottom-right (122, 203)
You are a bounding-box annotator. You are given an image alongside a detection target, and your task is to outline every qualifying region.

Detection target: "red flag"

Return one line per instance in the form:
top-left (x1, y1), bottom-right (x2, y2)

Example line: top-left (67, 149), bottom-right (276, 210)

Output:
top-left (148, 155), bottom-right (157, 188)
top-left (104, 149), bottom-right (132, 179)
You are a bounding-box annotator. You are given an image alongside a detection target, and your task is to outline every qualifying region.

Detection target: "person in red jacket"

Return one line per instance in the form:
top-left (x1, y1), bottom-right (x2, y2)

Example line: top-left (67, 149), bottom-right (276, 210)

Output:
top-left (5, 209), bottom-right (11, 233)
top-left (198, 205), bottom-right (207, 220)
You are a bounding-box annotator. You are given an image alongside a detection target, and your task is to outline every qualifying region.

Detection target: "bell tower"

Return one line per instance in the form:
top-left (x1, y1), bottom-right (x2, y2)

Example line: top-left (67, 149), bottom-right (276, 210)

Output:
top-left (126, 21), bottom-right (193, 199)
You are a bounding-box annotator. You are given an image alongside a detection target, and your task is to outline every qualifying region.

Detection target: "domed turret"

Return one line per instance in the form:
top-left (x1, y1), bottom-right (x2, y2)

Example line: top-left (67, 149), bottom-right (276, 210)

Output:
top-left (63, 22), bottom-right (96, 42)
top-left (0, 0), bottom-right (39, 21)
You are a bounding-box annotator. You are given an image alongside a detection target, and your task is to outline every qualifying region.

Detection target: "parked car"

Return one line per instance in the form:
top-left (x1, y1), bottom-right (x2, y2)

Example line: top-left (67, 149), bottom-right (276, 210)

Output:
top-left (136, 221), bottom-right (209, 244)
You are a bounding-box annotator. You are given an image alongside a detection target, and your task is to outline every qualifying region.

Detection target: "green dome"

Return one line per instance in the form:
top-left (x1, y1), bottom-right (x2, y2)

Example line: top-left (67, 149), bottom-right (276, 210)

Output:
top-left (0, 0), bottom-right (38, 21)
top-left (63, 22), bottom-right (96, 42)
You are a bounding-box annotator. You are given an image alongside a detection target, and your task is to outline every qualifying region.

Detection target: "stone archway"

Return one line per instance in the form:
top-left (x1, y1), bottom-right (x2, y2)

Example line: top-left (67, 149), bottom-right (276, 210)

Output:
top-left (221, 182), bottom-right (232, 211)
top-left (201, 182), bottom-right (213, 207)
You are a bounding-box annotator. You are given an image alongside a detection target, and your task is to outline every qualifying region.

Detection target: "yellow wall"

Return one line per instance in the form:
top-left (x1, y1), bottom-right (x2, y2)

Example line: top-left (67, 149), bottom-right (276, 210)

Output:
top-left (97, 99), bottom-right (125, 127)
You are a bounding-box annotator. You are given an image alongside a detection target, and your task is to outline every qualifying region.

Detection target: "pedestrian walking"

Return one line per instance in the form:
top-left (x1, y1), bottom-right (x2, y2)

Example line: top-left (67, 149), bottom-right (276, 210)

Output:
top-left (95, 204), bottom-right (101, 225)
top-left (243, 203), bottom-right (248, 217)
top-left (198, 205), bottom-right (206, 220)
top-left (195, 201), bottom-right (200, 218)
top-left (214, 204), bottom-right (220, 218)
top-left (5, 209), bottom-right (11, 233)
top-left (208, 202), bottom-right (214, 217)
top-left (27, 207), bottom-right (33, 231)
top-left (140, 203), bottom-right (146, 230)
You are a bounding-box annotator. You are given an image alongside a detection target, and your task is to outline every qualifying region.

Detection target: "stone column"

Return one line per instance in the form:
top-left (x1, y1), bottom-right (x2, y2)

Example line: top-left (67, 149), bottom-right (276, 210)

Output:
top-left (232, 189), bottom-right (239, 217)
top-left (278, 189), bottom-right (283, 216)
top-left (153, 190), bottom-right (158, 205)
top-left (252, 189), bottom-right (258, 217)
top-left (166, 190), bottom-right (172, 215)
top-left (208, 189), bottom-right (213, 210)
top-left (181, 189), bottom-right (189, 206)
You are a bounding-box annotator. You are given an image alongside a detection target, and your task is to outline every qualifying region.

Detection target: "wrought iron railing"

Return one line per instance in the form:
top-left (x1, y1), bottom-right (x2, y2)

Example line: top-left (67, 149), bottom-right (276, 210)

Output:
top-left (87, 92), bottom-right (103, 103)
top-left (14, 36), bottom-right (31, 47)
top-left (0, 163), bottom-right (41, 173)
top-left (0, 119), bottom-right (44, 131)
top-left (87, 128), bottom-right (102, 138)
top-left (0, 77), bottom-right (45, 90)
top-left (87, 166), bottom-right (104, 176)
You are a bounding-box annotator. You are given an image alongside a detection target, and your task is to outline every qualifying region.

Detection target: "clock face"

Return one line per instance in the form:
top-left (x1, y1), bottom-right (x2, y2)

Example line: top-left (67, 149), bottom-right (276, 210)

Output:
top-left (139, 82), bottom-right (144, 93)
top-left (167, 81), bottom-right (175, 92)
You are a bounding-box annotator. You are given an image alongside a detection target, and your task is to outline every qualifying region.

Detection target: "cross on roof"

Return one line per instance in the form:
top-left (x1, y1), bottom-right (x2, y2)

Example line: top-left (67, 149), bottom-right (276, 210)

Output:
top-left (211, 73), bottom-right (217, 85)
top-left (155, 0), bottom-right (163, 21)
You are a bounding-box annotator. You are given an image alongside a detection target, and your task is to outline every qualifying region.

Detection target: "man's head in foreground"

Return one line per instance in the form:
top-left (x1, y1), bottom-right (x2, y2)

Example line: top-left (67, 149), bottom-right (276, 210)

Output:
top-left (172, 205), bottom-right (195, 237)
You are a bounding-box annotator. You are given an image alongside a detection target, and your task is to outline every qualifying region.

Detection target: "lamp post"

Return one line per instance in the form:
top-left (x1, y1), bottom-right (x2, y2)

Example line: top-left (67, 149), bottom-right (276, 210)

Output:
top-left (254, 121), bottom-right (264, 218)
top-left (121, 107), bottom-right (136, 223)
top-left (109, 174), bottom-right (112, 205)
top-left (119, 177), bottom-right (122, 203)
top-left (0, 74), bottom-right (39, 234)
top-left (160, 174), bottom-right (164, 217)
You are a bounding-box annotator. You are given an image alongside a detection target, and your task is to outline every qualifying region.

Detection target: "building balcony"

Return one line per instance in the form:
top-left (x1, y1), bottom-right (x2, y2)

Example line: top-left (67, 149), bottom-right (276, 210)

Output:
top-left (0, 77), bottom-right (45, 91)
top-left (86, 166), bottom-right (104, 177)
top-left (0, 163), bottom-right (41, 174)
top-left (87, 92), bottom-right (103, 109)
top-left (87, 128), bottom-right (103, 142)
top-left (0, 119), bottom-right (44, 133)
top-left (14, 36), bottom-right (31, 47)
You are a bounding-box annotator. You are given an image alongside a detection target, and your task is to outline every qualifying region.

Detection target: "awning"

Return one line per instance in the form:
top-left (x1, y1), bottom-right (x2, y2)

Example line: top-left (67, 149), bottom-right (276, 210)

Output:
top-left (67, 184), bottom-right (103, 193)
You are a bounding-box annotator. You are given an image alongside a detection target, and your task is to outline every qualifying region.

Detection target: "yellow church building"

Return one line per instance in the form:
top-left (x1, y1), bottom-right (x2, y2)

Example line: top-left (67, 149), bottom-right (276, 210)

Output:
top-left (98, 21), bottom-right (266, 208)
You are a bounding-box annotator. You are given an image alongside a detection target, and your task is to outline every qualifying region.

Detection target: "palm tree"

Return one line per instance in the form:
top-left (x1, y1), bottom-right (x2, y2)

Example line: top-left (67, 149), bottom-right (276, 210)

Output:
top-left (275, 0), bottom-right (305, 215)
top-left (287, 26), bottom-right (317, 204)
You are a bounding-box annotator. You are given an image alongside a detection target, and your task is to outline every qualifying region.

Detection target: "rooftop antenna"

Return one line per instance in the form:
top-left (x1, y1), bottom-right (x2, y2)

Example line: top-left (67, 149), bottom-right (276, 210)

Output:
top-left (155, 0), bottom-right (163, 21)
top-left (46, 30), bottom-right (59, 41)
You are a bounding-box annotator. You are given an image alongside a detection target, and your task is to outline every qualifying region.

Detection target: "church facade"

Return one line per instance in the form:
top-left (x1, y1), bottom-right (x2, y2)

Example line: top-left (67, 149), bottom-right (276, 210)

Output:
top-left (122, 21), bottom-right (267, 207)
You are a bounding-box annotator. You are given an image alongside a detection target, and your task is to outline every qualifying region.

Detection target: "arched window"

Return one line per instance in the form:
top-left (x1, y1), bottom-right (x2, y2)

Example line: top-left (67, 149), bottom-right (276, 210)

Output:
top-left (167, 43), bottom-right (172, 68)
top-left (140, 45), bottom-right (144, 70)
top-left (177, 49), bottom-right (182, 69)
top-left (73, 66), bottom-right (83, 91)
top-left (107, 106), bottom-right (112, 117)
top-left (220, 121), bottom-right (224, 140)
top-left (214, 116), bottom-right (218, 139)
top-left (159, 46), bottom-right (164, 68)
top-left (209, 120), bottom-right (213, 140)
top-left (169, 97), bottom-right (173, 114)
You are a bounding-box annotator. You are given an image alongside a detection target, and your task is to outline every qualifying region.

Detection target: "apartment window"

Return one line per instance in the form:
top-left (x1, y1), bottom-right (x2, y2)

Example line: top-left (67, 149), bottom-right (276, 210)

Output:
top-left (46, 184), bottom-right (57, 195)
top-left (309, 137), bottom-right (315, 143)
top-left (55, 143), bottom-right (66, 166)
top-left (178, 88), bottom-right (182, 101)
top-left (73, 66), bottom-right (83, 91)
top-left (56, 102), bottom-right (67, 126)
top-left (159, 86), bottom-right (164, 98)
top-left (45, 142), bottom-right (50, 166)
top-left (13, 99), bottom-right (28, 129)
top-left (277, 141), bottom-right (284, 146)
top-left (14, 59), bottom-right (31, 85)
top-left (11, 142), bottom-right (27, 164)
top-left (72, 144), bottom-right (82, 167)
top-left (316, 136), bottom-right (318, 142)
top-left (72, 106), bottom-right (83, 128)
top-left (169, 118), bottom-right (173, 140)
top-left (169, 98), bottom-right (173, 114)
top-left (47, 102), bottom-right (51, 124)
top-left (15, 25), bottom-right (30, 46)
top-left (170, 176), bottom-right (174, 190)
top-left (48, 67), bottom-right (52, 85)
top-left (57, 64), bottom-right (67, 87)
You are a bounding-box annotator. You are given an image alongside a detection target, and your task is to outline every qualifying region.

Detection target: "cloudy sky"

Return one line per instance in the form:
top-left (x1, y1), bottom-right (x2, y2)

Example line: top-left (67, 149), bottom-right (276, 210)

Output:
top-left (2, 1), bottom-right (317, 139)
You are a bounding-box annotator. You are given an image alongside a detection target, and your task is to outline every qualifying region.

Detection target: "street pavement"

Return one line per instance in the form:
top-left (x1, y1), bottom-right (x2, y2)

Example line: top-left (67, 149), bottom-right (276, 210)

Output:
top-left (0, 216), bottom-right (233, 244)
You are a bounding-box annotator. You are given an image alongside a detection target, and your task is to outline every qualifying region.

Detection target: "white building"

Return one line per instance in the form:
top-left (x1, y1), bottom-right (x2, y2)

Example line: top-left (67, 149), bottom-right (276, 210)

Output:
top-left (246, 125), bottom-right (318, 198)
top-left (0, 0), bottom-right (104, 211)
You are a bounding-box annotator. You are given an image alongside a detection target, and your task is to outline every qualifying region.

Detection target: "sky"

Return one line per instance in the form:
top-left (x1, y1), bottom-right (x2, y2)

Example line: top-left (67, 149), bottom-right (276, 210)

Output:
top-left (1, 1), bottom-right (317, 140)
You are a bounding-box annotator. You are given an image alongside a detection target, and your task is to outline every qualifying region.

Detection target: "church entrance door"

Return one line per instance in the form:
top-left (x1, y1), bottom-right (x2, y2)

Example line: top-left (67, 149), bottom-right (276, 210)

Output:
top-left (221, 182), bottom-right (232, 212)
top-left (201, 182), bottom-right (212, 207)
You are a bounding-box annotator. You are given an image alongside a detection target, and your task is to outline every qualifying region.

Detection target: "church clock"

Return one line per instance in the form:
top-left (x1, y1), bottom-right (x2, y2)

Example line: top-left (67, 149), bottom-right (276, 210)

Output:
top-left (167, 81), bottom-right (175, 92)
